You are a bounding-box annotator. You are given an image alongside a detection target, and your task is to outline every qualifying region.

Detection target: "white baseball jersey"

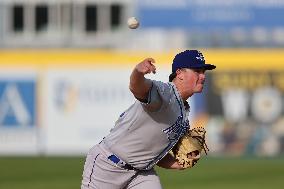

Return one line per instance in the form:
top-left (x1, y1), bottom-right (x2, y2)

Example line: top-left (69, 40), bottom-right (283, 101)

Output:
top-left (102, 80), bottom-right (190, 170)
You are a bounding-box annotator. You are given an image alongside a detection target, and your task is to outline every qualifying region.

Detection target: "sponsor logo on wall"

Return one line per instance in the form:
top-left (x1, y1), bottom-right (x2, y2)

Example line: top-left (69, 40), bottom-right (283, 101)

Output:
top-left (0, 80), bottom-right (36, 128)
top-left (0, 76), bottom-right (38, 155)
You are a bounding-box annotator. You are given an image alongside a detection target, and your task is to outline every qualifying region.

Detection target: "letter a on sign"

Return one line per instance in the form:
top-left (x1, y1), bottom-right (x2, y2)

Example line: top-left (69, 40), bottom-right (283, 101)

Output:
top-left (0, 83), bottom-right (33, 127)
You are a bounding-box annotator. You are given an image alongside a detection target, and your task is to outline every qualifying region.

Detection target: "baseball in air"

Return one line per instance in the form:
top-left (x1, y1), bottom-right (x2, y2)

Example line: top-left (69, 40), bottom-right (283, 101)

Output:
top-left (127, 17), bottom-right (139, 29)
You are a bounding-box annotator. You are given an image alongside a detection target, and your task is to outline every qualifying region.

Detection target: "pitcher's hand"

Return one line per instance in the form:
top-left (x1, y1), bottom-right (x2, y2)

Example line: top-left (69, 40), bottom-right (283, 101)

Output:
top-left (135, 58), bottom-right (156, 75)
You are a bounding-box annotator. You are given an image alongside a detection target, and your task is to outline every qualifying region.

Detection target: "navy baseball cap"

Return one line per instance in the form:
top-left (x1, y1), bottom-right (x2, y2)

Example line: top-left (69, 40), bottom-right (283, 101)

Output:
top-left (172, 50), bottom-right (216, 72)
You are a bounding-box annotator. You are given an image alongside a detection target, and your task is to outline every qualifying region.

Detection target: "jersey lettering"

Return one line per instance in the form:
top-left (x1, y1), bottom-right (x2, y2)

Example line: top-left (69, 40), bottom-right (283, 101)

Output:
top-left (163, 116), bottom-right (189, 141)
top-left (144, 116), bottom-right (189, 170)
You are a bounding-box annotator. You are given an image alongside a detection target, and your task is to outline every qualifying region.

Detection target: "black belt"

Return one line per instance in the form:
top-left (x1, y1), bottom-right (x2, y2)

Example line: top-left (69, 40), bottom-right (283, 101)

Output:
top-left (108, 154), bottom-right (136, 170)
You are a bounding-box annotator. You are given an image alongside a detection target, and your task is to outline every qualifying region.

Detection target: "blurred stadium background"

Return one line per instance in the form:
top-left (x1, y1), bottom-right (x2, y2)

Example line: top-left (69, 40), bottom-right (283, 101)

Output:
top-left (1, 0), bottom-right (284, 189)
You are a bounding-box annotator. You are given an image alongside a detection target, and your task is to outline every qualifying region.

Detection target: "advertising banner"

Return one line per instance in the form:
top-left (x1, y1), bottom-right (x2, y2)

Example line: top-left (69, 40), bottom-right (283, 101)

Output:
top-left (203, 71), bottom-right (284, 156)
top-left (42, 69), bottom-right (133, 154)
top-left (137, 0), bottom-right (284, 29)
top-left (0, 71), bottom-right (39, 155)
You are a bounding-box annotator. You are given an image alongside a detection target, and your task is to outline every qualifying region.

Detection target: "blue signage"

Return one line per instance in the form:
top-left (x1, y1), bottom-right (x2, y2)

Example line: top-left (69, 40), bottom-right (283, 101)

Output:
top-left (137, 0), bottom-right (284, 29)
top-left (0, 80), bottom-right (36, 127)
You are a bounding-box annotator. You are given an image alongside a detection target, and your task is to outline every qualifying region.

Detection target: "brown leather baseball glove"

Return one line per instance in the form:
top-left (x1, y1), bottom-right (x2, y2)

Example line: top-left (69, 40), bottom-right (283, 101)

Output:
top-left (171, 126), bottom-right (209, 169)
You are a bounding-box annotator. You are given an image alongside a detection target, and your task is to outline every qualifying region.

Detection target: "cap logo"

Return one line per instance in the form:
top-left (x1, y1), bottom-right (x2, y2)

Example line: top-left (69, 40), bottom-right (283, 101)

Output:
top-left (195, 51), bottom-right (205, 62)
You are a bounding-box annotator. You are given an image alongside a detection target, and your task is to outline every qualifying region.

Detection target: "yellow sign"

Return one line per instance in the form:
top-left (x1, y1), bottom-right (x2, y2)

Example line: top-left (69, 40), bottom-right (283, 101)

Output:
top-left (0, 49), bottom-right (284, 70)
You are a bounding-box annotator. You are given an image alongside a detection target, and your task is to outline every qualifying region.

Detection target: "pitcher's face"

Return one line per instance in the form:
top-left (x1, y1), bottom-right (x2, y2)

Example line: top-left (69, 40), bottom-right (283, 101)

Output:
top-left (181, 68), bottom-right (206, 94)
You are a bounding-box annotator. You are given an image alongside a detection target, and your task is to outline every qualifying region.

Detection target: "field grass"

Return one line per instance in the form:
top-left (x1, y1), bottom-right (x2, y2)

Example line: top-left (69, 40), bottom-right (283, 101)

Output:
top-left (158, 157), bottom-right (284, 189)
top-left (0, 156), bottom-right (284, 189)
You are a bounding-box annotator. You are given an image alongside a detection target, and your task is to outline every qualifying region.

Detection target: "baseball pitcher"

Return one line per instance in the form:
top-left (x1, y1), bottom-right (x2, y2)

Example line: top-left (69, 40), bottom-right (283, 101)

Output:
top-left (81, 50), bottom-right (216, 189)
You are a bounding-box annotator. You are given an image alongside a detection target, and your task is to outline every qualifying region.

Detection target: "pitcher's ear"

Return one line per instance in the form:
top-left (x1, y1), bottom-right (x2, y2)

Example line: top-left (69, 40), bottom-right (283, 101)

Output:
top-left (176, 69), bottom-right (183, 80)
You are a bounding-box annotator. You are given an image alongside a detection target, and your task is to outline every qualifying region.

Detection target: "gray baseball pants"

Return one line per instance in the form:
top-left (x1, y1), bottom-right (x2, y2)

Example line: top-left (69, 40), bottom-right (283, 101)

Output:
top-left (81, 144), bottom-right (162, 189)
